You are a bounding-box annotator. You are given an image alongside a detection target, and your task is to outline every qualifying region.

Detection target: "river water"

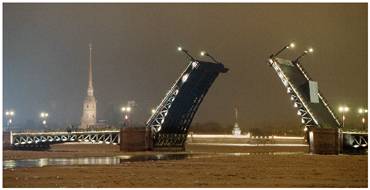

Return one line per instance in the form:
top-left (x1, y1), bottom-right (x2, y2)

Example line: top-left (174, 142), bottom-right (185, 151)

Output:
top-left (3, 152), bottom-right (305, 169)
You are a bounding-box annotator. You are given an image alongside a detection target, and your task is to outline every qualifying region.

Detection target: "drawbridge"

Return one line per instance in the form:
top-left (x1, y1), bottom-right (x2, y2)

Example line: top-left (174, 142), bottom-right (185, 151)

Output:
top-left (268, 43), bottom-right (367, 152)
top-left (146, 52), bottom-right (228, 149)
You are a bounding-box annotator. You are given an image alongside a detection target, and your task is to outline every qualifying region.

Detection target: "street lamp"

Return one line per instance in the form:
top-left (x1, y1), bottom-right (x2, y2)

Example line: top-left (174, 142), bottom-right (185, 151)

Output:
top-left (338, 106), bottom-right (349, 128)
top-left (121, 106), bottom-right (132, 127)
top-left (5, 110), bottom-right (15, 131)
top-left (177, 46), bottom-right (195, 61)
top-left (40, 112), bottom-right (49, 130)
top-left (271, 42), bottom-right (295, 58)
top-left (293, 47), bottom-right (314, 64)
top-left (200, 50), bottom-right (220, 63)
top-left (358, 108), bottom-right (368, 131)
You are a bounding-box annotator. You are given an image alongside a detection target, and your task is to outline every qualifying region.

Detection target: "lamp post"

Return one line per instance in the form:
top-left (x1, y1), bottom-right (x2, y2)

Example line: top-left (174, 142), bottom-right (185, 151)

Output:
top-left (40, 112), bottom-right (49, 130)
top-left (272, 42), bottom-right (295, 58)
top-left (358, 108), bottom-right (368, 131)
top-left (121, 106), bottom-right (132, 127)
top-left (292, 48), bottom-right (314, 64)
top-left (200, 50), bottom-right (220, 63)
top-left (268, 42), bottom-right (295, 66)
top-left (338, 106), bottom-right (349, 128)
top-left (5, 110), bottom-right (15, 131)
top-left (177, 46), bottom-right (195, 61)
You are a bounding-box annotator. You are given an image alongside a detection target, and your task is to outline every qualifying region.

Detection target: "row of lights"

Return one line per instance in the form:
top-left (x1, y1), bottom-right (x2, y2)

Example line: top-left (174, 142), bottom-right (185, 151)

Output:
top-left (4, 105), bottom-right (367, 130)
top-left (177, 46), bottom-right (219, 63)
top-left (4, 110), bottom-right (49, 129)
top-left (338, 106), bottom-right (368, 129)
top-left (269, 42), bottom-right (314, 64)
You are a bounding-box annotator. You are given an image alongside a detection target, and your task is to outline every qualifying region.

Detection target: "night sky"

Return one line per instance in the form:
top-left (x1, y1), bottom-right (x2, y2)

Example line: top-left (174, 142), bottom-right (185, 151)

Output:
top-left (3, 3), bottom-right (368, 129)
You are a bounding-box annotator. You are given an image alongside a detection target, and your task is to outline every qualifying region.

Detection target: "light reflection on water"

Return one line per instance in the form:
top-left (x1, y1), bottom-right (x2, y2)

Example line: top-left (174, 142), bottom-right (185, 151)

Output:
top-left (3, 152), bottom-right (304, 169)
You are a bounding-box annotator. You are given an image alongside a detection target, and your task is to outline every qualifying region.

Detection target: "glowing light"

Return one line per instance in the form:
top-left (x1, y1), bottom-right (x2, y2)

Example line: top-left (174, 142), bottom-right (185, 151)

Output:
top-left (294, 103), bottom-right (298, 108)
top-left (288, 42), bottom-right (295, 49)
top-left (308, 48), bottom-right (314, 53)
top-left (126, 107), bottom-right (132, 112)
top-left (301, 118), bottom-right (305, 124)
top-left (191, 61), bottom-right (198, 68)
top-left (177, 46), bottom-right (183, 52)
top-left (8, 119), bottom-right (12, 124)
top-left (124, 115), bottom-right (128, 120)
top-left (339, 106), bottom-right (349, 113)
top-left (358, 108), bottom-right (367, 114)
top-left (287, 87), bottom-right (291, 93)
top-left (304, 127), bottom-right (308, 132)
top-left (268, 59), bottom-right (273, 64)
top-left (200, 51), bottom-right (206, 56)
top-left (42, 120), bottom-right (46, 125)
top-left (297, 110), bottom-right (302, 116)
top-left (182, 73), bottom-right (189, 83)
top-left (151, 109), bottom-right (156, 114)
top-left (290, 96), bottom-right (294, 101)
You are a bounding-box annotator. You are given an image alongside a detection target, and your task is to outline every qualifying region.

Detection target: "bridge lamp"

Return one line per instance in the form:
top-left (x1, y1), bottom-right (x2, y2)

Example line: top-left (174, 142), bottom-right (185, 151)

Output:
top-left (40, 112), bottom-right (49, 129)
top-left (200, 51), bottom-right (206, 57)
top-left (338, 106), bottom-right (349, 128)
top-left (121, 106), bottom-right (132, 127)
top-left (272, 42), bottom-right (295, 57)
top-left (151, 109), bottom-right (156, 114)
top-left (293, 47), bottom-right (314, 64)
top-left (358, 108), bottom-right (367, 131)
top-left (126, 107), bottom-right (132, 113)
top-left (287, 87), bottom-right (292, 93)
top-left (297, 110), bottom-right (302, 116)
top-left (200, 50), bottom-right (220, 64)
top-left (5, 110), bottom-right (15, 130)
top-left (177, 46), bottom-right (195, 61)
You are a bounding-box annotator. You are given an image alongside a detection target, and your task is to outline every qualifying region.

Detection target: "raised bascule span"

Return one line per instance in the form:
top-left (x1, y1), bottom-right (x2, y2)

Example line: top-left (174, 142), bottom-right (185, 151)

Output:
top-left (146, 59), bottom-right (228, 149)
top-left (268, 43), bottom-right (367, 153)
top-left (268, 57), bottom-right (341, 129)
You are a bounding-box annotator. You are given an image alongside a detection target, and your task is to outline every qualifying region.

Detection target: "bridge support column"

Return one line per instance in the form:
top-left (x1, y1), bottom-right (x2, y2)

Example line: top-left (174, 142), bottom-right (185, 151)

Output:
top-left (308, 128), bottom-right (340, 154)
top-left (3, 131), bottom-right (12, 150)
top-left (120, 127), bottom-right (153, 152)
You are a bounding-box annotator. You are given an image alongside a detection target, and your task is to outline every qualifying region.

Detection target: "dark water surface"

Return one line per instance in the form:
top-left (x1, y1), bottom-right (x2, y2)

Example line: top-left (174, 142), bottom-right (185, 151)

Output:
top-left (3, 152), bottom-right (305, 169)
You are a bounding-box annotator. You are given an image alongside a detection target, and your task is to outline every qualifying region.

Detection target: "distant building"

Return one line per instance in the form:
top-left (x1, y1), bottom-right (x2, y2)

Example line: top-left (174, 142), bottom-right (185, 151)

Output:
top-left (232, 107), bottom-right (242, 136)
top-left (80, 43), bottom-right (97, 129)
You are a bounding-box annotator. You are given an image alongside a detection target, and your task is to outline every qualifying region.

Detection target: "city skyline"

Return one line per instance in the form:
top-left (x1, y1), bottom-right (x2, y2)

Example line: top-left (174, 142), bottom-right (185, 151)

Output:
top-left (3, 3), bottom-right (367, 128)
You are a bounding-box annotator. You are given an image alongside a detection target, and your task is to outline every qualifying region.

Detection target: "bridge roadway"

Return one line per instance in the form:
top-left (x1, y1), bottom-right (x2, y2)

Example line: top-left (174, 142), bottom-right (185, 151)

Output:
top-left (8, 130), bottom-right (367, 151)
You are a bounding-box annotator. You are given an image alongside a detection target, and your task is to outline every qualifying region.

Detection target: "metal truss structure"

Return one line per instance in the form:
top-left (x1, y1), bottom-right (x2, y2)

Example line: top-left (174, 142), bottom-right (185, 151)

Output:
top-left (146, 60), bottom-right (228, 149)
top-left (342, 132), bottom-right (368, 152)
top-left (268, 57), bottom-right (341, 129)
top-left (11, 130), bottom-right (120, 147)
top-left (268, 52), bottom-right (367, 151)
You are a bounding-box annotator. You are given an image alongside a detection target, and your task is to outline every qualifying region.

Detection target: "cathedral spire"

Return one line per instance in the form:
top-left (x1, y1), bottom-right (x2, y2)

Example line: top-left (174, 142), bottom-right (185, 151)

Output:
top-left (87, 43), bottom-right (94, 96)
